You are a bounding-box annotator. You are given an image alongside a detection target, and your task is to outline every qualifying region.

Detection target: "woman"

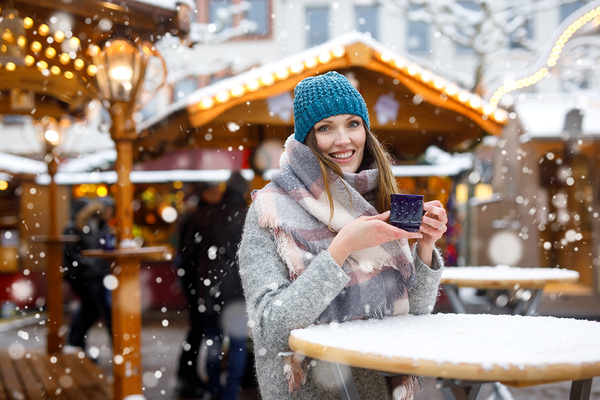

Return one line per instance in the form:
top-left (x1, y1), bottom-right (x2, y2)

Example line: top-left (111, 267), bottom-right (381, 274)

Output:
top-left (238, 71), bottom-right (447, 400)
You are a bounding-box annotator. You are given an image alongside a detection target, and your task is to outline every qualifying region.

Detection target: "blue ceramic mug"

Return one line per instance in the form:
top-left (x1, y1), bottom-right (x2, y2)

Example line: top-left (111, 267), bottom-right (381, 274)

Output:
top-left (390, 194), bottom-right (425, 232)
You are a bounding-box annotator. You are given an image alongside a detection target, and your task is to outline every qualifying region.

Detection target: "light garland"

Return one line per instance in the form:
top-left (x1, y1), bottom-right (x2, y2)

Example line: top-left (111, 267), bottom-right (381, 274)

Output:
top-left (0, 11), bottom-right (98, 81)
top-left (191, 37), bottom-right (508, 124)
top-left (196, 45), bottom-right (347, 111)
top-left (491, 7), bottom-right (599, 107)
top-left (376, 50), bottom-right (507, 123)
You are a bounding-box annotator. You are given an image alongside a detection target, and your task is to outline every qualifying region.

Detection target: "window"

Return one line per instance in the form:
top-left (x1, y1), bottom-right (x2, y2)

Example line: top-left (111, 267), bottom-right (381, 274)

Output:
top-left (560, 1), bottom-right (584, 22)
top-left (207, 0), bottom-right (270, 38)
top-left (246, 0), bottom-right (270, 36)
top-left (209, 0), bottom-right (232, 29)
top-left (407, 6), bottom-right (430, 54)
top-left (356, 5), bottom-right (379, 40)
top-left (306, 7), bottom-right (330, 48)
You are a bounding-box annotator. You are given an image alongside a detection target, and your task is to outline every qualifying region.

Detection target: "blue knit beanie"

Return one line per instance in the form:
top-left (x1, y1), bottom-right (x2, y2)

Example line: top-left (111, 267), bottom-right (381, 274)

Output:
top-left (293, 71), bottom-right (370, 143)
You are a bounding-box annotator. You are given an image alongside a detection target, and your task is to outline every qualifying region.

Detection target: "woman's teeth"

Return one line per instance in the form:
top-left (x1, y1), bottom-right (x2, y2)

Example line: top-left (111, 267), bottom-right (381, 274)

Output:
top-left (331, 151), bottom-right (353, 160)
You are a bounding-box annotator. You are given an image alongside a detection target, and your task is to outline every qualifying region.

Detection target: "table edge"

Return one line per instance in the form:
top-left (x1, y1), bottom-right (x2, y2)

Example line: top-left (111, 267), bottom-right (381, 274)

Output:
top-left (288, 334), bottom-right (600, 383)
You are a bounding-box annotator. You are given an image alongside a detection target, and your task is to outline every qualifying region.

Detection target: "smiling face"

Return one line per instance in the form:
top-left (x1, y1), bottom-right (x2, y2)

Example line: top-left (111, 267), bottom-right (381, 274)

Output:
top-left (313, 114), bottom-right (366, 174)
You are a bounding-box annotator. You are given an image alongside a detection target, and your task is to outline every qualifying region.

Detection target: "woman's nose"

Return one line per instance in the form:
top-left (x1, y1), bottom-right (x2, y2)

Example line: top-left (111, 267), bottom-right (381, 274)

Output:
top-left (334, 129), bottom-right (351, 145)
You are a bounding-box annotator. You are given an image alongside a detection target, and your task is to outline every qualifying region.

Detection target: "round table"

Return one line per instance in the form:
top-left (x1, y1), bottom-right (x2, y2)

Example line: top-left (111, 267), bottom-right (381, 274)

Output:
top-left (289, 313), bottom-right (600, 400)
top-left (440, 266), bottom-right (580, 315)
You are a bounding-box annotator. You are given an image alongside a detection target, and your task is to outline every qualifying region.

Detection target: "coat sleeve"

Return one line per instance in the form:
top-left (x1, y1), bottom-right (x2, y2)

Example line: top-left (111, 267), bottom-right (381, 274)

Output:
top-left (408, 244), bottom-right (445, 315)
top-left (237, 204), bottom-right (350, 353)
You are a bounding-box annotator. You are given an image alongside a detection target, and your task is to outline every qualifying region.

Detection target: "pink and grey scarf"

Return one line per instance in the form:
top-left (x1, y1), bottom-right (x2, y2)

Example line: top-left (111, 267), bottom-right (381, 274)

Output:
top-left (252, 135), bottom-right (418, 396)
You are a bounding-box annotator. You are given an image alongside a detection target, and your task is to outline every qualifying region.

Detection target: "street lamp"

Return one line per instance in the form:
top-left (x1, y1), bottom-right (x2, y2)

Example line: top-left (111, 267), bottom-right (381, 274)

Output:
top-left (88, 38), bottom-right (166, 400)
top-left (92, 39), bottom-right (148, 104)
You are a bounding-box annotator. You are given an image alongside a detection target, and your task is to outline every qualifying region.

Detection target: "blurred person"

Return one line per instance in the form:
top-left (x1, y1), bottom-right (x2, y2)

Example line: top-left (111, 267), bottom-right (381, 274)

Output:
top-left (175, 176), bottom-right (249, 400)
top-left (174, 182), bottom-right (211, 398)
top-left (63, 197), bottom-right (115, 357)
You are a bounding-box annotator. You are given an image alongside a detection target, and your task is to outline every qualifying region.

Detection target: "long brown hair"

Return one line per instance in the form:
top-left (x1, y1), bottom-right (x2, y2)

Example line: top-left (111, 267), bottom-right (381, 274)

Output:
top-left (305, 121), bottom-right (400, 224)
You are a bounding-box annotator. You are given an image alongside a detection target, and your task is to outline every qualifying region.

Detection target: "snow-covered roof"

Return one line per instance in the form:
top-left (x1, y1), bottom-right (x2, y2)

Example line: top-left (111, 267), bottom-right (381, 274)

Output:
top-left (0, 109), bottom-right (114, 158)
top-left (131, 0), bottom-right (196, 11)
top-left (139, 31), bottom-right (507, 132)
top-left (515, 93), bottom-right (600, 141)
top-left (33, 169), bottom-right (255, 185)
top-left (0, 153), bottom-right (46, 175)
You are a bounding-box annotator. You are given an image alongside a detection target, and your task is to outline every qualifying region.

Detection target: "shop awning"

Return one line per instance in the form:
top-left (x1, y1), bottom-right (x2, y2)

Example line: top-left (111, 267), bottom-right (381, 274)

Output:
top-left (137, 32), bottom-right (507, 162)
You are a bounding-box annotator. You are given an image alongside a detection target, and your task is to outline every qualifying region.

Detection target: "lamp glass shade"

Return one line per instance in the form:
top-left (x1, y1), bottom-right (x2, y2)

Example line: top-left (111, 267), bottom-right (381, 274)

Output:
top-left (93, 39), bottom-right (145, 103)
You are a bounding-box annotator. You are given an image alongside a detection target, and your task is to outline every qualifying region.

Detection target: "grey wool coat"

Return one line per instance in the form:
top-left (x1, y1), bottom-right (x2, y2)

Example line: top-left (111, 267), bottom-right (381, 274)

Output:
top-left (238, 203), bottom-right (445, 400)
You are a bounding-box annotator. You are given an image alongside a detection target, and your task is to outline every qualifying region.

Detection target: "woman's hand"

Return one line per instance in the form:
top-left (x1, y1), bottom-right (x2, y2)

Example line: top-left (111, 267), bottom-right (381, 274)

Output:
top-left (416, 201), bottom-right (448, 267)
top-left (327, 211), bottom-right (422, 266)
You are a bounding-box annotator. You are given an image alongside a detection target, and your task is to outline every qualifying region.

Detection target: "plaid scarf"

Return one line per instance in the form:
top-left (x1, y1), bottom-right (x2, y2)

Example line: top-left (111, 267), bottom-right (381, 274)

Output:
top-left (252, 135), bottom-right (417, 395)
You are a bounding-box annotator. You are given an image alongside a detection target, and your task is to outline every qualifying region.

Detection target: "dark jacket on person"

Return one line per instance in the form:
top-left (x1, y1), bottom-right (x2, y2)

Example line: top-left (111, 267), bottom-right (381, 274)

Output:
top-left (182, 187), bottom-right (247, 315)
top-left (63, 201), bottom-right (112, 280)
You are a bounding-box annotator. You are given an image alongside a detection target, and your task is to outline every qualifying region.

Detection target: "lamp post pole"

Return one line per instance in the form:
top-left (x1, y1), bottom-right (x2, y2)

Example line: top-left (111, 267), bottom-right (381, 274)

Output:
top-left (109, 101), bottom-right (144, 398)
top-left (45, 154), bottom-right (63, 353)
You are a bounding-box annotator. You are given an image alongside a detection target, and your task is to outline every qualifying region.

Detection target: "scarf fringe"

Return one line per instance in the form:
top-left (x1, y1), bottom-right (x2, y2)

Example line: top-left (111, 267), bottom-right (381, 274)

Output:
top-left (283, 353), bottom-right (308, 395)
top-left (390, 375), bottom-right (423, 400)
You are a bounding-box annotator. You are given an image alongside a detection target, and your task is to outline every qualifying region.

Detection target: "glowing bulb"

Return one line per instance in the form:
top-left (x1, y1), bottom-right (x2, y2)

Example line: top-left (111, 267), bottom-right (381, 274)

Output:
top-left (38, 24), bottom-right (49, 36)
top-left (290, 63), bottom-right (304, 74)
top-left (304, 57), bottom-right (317, 68)
top-left (50, 66), bottom-right (61, 75)
top-left (458, 91), bottom-right (469, 102)
top-left (318, 52), bottom-right (331, 64)
top-left (54, 31), bottom-right (65, 43)
top-left (433, 78), bottom-right (445, 89)
top-left (31, 41), bottom-right (42, 53)
top-left (45, 130), bottom-right (59, 144)
top-left (45, 47), bottom-right (57, 59)
top-left (380, 51), bottom-right (393, 62)
top-left (216, 91), bottom-right (230, 103)
top-left (275, 68), bottom-right (289, 80)
top-left (445, 84), bottom-right (457, 96)
top-left (231, 85), bottom-right (245, 97)
top-left (87, 65), bottom-right (97, 76)
top-left (110, 66), bottom-right (132, 80)
top-left (201, 98), bottom-right (214, 109)
top-left (332, 46), bottom-right (345, 58)
top-left (260, 74), bottom-right (274, 86)
top-left (246, 79), bottom-right (260, 91)
top-left (59, 53), bottom-right (70, 64)
top-left (23, 18), bottom-right (34, 29)
top-left (6, 62), bottom-right (16, 71)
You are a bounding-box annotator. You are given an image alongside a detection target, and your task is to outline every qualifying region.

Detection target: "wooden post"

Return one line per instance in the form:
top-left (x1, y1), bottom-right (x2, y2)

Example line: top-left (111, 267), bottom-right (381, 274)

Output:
top-left (110, 102), bottom-right (143, 399)
top-left (46, 156), bottom-right (64, 353)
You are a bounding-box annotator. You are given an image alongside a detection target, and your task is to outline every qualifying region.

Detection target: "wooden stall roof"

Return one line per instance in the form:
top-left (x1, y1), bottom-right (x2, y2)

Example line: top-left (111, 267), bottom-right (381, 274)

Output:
top-left (137, 32), bottom-right (508, 161)
top-left (0, 0), bottom-right (189, 119)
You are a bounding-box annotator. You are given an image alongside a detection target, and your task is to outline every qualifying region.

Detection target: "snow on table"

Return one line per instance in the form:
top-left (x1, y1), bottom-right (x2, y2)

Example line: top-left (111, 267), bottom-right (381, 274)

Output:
top-left (289, 313), bottom-right (600, 383)
top-left (441, 265), bottom-right (579, 289)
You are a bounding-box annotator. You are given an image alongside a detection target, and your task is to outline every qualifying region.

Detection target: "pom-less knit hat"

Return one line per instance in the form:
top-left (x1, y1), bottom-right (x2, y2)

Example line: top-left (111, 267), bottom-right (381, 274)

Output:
top-left (293, 71), bottom-right (370, 143)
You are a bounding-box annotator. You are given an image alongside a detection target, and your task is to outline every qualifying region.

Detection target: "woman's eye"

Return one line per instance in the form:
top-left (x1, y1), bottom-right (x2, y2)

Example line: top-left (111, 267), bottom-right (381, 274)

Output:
top-left (317, 125), bottom-right (329, 132)
top-left (349, 121), bottom-right (359, 128)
